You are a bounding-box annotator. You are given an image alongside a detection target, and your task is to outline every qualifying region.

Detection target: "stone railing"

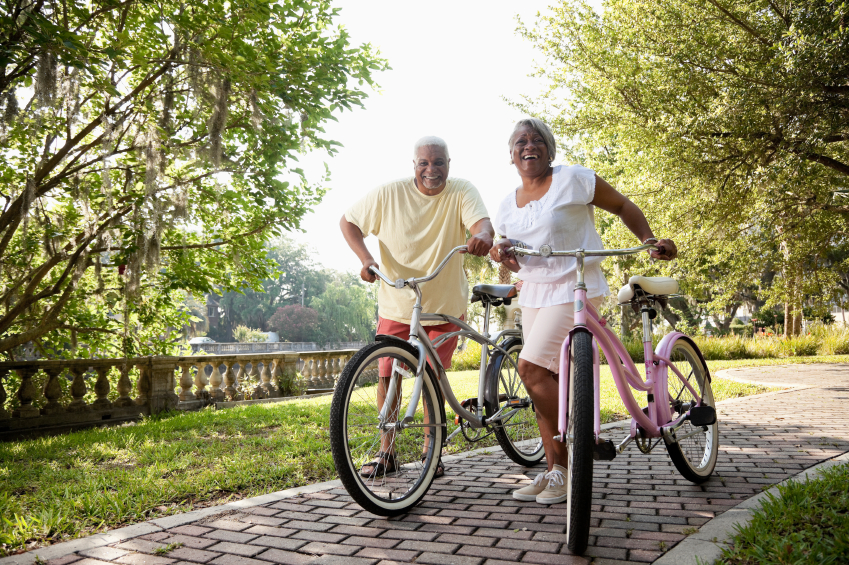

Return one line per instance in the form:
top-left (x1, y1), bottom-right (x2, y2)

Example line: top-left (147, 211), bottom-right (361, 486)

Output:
top-left (0, 349), bottom-right (358, 439)
top-left (193, 341), bottom-right (367, 355)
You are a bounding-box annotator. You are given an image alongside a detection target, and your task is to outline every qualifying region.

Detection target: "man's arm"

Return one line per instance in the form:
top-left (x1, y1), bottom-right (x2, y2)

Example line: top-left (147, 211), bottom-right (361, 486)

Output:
top-left (340, 215), bottom-right (379, 283)
top-left (465, 218), bottom-right (495, 256)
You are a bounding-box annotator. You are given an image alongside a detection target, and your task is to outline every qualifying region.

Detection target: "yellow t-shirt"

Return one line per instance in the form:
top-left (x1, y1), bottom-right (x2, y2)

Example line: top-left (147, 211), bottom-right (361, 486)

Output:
top-left (346, 177), bottom-right (489, 325)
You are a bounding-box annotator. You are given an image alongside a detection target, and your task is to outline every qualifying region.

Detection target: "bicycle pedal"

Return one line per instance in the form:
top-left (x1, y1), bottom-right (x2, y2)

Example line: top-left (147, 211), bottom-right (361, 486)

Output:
top-left (505, 398), bottom-right (527, 408)
top-left (593, 439), bottom-right (617, 461)
top-left (688, 406), bottom-right (717, 427)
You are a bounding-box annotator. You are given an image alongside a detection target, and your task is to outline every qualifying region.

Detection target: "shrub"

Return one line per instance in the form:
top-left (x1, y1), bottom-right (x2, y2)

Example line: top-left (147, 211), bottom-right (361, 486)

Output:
top-left (451, 339), bottom-right (483, 371)
top-left (233, 325), bottom-right (267, 343)
top-left (268, 305), bottom-right (320, 342)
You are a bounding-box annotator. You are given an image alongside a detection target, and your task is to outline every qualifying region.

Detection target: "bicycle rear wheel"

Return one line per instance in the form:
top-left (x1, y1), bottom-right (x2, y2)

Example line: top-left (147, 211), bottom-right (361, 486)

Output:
top-left (485, 338), bottom-right (544, 467)
top-left (664, 337), bottom-right (718, 483)
top-left (566, 330), bottom-right (594, 556)
top-left (329, 340), bottom-right (444, 516)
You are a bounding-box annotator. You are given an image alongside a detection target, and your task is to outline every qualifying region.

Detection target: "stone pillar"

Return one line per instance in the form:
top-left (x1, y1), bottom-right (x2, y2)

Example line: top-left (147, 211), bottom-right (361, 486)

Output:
top-left (234, 362), bottom-right (247, 400)
top-left (135, 363), bottom-right (151, 407)
top-left (249, 362), bottom-right (263, 399)
top-left (67, 366), bottom-right (90, 412)
top-left (14, 367), bottom-right (40, 418)
top-left (145, 359), bottom-right (180, 414)
top-left (260, 361), bottom-right (277, 397)
top-left (41, 367), bottom-right (65, 415)
top-left (92, 365), bottom-right (113, 410)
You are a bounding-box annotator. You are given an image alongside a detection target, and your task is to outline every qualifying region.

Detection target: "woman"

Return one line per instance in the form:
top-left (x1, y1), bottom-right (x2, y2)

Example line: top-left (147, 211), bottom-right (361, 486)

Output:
top-left (490, 118), bottom-right (676, 504)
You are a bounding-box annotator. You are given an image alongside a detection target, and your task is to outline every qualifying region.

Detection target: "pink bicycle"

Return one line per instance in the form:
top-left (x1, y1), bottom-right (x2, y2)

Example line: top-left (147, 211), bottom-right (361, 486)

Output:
top-left (509, 242), bottom-right (718, 556)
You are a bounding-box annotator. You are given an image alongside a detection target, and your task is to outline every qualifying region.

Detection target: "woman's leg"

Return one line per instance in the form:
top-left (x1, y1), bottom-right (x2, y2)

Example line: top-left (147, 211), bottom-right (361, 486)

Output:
top-left (518, 359), bottom-right (568, 471)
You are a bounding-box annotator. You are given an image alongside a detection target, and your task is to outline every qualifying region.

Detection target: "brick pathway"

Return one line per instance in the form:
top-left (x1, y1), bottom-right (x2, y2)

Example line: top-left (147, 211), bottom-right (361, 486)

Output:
top-left (41, 364), bottom-right (849, 565)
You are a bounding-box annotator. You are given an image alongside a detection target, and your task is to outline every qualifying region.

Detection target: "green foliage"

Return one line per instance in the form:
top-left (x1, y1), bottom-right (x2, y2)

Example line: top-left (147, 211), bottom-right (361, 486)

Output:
top-left (717, 462), bottom-right (849, 565)
top-left (450, 339), bottom-right (483, 371)
top-left (519, 0), bottom-right (849, 326)
top-left (232, 325), bottom-right (266, 343)
top-left (0, 0), bottom-right (386, 358)
top-left (310, 277), bottom-right (376, 345)
top-left (268, 304), bottom-right (320, 342)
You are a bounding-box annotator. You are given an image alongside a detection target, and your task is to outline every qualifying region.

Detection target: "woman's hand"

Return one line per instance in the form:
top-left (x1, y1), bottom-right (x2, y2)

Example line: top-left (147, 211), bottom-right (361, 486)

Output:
top-left (650, 239), bottom-right (677, 261)
top-left (490, 239), bottom-right (521, 272)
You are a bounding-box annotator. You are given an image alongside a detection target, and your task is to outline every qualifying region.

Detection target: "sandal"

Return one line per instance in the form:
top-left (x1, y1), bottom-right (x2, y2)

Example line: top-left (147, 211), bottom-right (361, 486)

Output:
top-left (360, 451), bottom-right (398, 477)
top-left (422, 455), bottom-right (445, 478)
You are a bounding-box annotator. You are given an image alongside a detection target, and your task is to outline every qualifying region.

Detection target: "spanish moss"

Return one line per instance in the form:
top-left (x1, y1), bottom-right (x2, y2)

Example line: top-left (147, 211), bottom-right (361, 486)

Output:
top-left (34, 51), bottom-right (57, 107)
top-left (208, 77), bottom-right (230, 168)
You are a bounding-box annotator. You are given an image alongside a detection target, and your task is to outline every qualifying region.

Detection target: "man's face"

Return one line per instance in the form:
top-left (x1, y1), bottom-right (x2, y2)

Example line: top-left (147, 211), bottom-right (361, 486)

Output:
top-left (413, 145), bottom-right (450, 192)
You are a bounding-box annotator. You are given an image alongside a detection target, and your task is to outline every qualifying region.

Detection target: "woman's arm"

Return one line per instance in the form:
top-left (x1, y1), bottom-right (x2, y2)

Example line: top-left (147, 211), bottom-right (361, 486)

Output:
top-left (591, 175), bottom-right (677, 261)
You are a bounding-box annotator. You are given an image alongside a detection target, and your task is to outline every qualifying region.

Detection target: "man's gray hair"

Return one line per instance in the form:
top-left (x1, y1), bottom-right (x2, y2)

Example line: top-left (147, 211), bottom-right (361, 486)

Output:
top-left (508, 118), bottom-right (557, 162)
top-left (413, 136), bottom-right (450, 159)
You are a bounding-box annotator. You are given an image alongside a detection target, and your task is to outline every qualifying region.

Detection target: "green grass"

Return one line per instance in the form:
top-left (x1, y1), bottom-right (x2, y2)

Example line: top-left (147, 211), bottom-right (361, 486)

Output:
top-left (714, 462), bottom-right (849, 565)
top-left (0, 355), bottom-right (845, 555)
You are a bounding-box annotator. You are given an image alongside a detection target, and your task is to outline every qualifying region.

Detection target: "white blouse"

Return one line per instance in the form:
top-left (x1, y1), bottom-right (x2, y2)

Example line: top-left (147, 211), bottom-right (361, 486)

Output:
top-left (494, 165), bottom-right (610, 308)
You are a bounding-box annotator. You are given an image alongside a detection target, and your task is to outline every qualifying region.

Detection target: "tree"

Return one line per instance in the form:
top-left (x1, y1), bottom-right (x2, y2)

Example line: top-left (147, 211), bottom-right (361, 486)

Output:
top-left (519, 0), bottom-right (848, 335)
top-left (268, 304), bottom-right (320, 343)
top-left (217, 236), bottom-right (331, 333)
top-left (0, 0), bottom-right (386, 358)
top-left (311, 275), bottom-right (376, 344)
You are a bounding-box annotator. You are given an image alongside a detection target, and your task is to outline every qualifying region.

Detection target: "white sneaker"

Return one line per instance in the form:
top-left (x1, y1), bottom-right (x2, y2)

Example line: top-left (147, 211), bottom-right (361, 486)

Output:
top-left (513, 471), bottom-right (549, 501)
top-left (536, 464), bottom-right (569, 504)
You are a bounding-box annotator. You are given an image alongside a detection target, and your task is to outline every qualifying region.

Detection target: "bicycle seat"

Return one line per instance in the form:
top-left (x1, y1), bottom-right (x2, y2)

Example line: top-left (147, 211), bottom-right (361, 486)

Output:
top-left (471, 284), bottom-right (517, 304)
top-left (617, 275), bottom-right (679, 302)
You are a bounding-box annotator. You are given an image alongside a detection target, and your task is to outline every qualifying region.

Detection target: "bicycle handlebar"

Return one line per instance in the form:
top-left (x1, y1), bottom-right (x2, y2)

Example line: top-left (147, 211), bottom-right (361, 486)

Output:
top-left (368, 245), bottom-right (468, 289)
top-left (505, 242), bottom-right (658, 258)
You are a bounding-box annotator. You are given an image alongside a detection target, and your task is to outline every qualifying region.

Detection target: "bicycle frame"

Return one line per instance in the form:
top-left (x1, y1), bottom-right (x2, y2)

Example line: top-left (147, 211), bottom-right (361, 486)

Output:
top-left (370, 246), bottom-right (522, 433)
top-left (509, 245), bottom-right (706, 446)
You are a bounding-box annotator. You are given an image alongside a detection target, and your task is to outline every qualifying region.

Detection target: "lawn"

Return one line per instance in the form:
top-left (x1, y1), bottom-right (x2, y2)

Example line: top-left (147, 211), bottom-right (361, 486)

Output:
top-left (1, 355), bottom-right (845, 556)
top-left (715, 461), bottom-right (849, 565)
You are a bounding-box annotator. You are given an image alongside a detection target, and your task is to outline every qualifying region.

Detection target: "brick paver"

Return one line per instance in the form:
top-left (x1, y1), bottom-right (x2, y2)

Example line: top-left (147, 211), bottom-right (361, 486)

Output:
top-left (44, 364), bottom-right (849, 565)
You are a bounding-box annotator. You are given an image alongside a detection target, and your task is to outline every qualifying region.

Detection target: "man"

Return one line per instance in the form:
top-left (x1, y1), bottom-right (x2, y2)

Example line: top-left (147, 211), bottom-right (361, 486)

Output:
top-left (340, 136), bottom-right (495, 477)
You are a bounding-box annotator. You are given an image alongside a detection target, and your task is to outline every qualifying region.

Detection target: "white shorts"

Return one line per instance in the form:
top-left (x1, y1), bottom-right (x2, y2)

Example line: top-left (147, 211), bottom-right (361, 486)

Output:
top-left (519, 296), bottom-right (605, 373)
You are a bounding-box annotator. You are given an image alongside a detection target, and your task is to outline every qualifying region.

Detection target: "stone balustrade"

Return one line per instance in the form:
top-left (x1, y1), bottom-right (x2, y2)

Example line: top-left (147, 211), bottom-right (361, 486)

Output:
top-left (0, 349), bottom-right (358, 439)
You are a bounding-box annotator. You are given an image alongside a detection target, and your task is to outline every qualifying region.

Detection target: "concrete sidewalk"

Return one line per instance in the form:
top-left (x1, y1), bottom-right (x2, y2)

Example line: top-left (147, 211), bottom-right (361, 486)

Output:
top-left (4, 364), bottom-right (848, 565)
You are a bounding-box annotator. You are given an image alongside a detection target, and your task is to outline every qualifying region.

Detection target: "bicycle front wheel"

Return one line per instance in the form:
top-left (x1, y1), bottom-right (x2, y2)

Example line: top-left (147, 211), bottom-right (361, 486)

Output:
top-left (566, 330), bottom-right (594, 556)
top-left (485, 338), bottom-right (545, 467)
top-left (664, 337), bottom-right (718, 483)
top-left (329, 340), bottom-right (444, 516)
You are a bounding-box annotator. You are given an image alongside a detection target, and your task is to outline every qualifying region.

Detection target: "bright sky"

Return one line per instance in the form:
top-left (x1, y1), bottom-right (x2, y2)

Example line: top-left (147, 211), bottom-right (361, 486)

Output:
top-left (289, 0), bottom-right (557, 273)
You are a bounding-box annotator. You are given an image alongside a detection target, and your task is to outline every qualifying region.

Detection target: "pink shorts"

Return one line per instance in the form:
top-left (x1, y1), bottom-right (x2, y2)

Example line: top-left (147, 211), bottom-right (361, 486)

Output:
top-left (376, 316), bottom-right (463, 376)
top-left (519, 296), bottom-right (605, 373)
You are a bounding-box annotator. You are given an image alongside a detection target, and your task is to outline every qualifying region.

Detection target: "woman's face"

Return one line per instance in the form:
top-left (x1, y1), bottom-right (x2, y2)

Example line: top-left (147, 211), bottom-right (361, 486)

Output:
top-left (510, 125), bottom-right (550, 176)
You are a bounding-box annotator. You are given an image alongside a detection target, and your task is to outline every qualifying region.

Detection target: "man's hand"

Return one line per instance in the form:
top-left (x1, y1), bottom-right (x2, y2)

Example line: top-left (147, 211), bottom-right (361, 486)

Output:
top-left (650, 238), bottom-right (677, 261)
top-left (464, 231), bottom-right (493, 256)
top-left (490, 239), bottom-right (520, 273)
top-left (360, 259), bottom-right (380, 283)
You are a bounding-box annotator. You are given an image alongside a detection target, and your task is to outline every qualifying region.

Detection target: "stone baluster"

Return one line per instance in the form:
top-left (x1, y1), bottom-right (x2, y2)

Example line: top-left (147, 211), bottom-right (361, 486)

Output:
top-left (316, 356), bottom-right (327, 389)
top-left (67, 366), bottom-right (90, 412)
top-left (92, 365), bottom-right (113, 410)
top-left (234, 362), bottom-right (246, 399)
top-left (301, 356), bottom-right (313, 389)
top-left (14, 367), bottom-right (40, 418)
top-left (209, 362), bottom-right (224, 402)
top-left (250, 362), bottom-right (264, 399)
top-left (222, 361), bottom-right (238, 401)
top-left (260, 361), bottom-right (277, 397)
top-left (114, 363), bottom-right (135, 407)
top-left (178, 363), bottom-right (194, 401)
top-left (194, 362), bottom-right (209, 399)
top-left (135, 363), bottom-right (151, 407)
top-left (0, 368), bottom-right (9, 419)
top-left (41, 367), bottom-right (65, 415)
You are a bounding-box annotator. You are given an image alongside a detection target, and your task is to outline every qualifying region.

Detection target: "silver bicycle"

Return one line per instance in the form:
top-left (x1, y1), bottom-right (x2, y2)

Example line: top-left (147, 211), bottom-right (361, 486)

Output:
top-left (329, 245), bottom-right (544, 515)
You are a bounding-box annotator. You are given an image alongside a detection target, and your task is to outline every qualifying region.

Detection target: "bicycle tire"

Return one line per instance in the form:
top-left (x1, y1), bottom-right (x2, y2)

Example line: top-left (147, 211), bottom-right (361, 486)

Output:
top-left (566, 330), bottom-right (594, 556)
top-left (329, 340), bottom-right (444, 516)
top-left (484, 338), bottom-right (545, 467)
top-left (664, 337), bottom-right (718, 483)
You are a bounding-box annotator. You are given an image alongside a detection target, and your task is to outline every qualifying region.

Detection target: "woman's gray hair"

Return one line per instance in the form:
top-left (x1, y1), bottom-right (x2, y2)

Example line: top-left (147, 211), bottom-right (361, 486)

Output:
top-left (508, 118), bottom-right (556, 162)
top-left (413, 136), bottom-right (449, 159)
